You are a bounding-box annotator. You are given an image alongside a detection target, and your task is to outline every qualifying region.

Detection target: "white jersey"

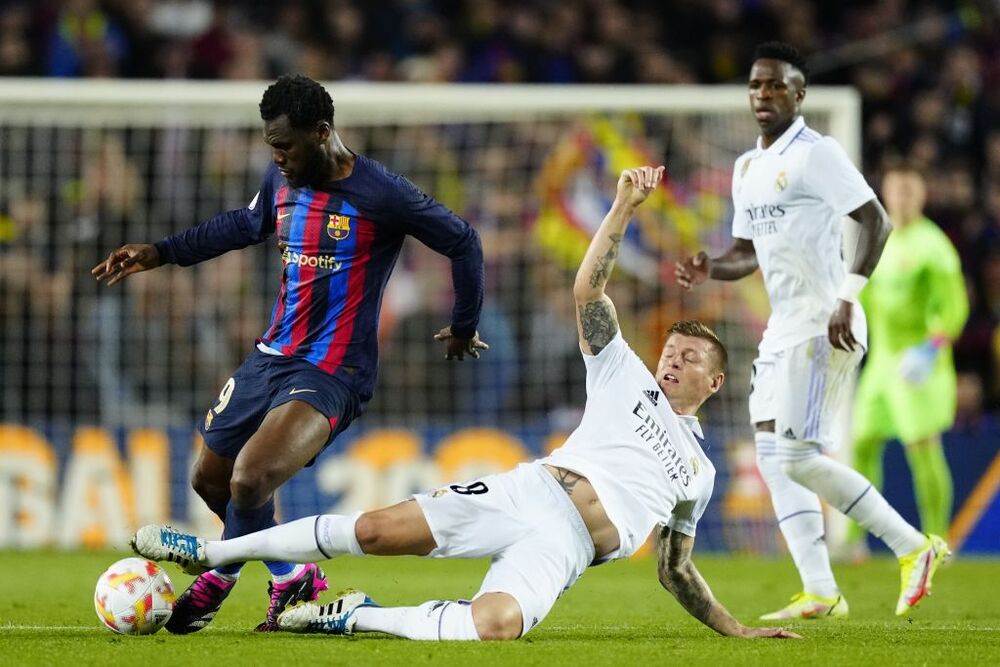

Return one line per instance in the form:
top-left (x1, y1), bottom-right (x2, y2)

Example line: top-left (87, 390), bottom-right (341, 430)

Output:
top-left (732, 116), bottom-right (875, 354)
top-left (539, 332), bottom-right (715, 562)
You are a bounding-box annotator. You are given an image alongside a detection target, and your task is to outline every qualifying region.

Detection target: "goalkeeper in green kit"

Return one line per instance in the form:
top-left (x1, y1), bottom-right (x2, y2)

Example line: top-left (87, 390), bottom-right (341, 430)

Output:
top-left (847, 162), bottom-right (969, 555)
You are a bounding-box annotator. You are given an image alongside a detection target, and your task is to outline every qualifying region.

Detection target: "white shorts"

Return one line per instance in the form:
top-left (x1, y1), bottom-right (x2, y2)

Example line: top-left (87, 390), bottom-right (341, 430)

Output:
top-left (748, 335), bottom-right (862, 450)
top-left (413, 462), bottom-right (595, 637)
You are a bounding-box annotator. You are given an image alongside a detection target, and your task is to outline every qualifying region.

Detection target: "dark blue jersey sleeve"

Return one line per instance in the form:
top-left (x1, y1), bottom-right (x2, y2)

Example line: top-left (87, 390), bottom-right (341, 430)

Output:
top-left (391, 174), bottom-right (484, 339)
top-left (155, 165), bottom-right (278, 266)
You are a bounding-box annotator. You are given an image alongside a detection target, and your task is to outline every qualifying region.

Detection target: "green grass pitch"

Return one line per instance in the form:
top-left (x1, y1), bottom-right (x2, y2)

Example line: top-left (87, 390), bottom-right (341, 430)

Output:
top-left (2, 550), bottom-right (998, 666)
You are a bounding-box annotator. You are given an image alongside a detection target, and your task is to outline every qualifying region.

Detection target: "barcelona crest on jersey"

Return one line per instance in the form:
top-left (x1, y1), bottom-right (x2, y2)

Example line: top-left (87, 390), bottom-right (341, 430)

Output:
top-left (327, 214), bottom-right (351, 240)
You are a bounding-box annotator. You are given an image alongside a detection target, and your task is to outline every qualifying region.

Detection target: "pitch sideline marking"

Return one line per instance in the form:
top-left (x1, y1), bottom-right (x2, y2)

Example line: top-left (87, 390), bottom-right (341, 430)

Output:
top-left (0, 623), bottom-right (224, 633)
top-left (1, 625), bottom-right (102, 631)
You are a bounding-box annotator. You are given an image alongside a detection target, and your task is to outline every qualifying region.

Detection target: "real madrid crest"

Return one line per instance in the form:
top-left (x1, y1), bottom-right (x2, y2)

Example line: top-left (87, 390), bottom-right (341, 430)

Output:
top-left (775, 170), bottom-right (788, 191)
top-left (327, 214), bottom-right (351, 240)
top-left (690, 457), bottom-right (699, 475)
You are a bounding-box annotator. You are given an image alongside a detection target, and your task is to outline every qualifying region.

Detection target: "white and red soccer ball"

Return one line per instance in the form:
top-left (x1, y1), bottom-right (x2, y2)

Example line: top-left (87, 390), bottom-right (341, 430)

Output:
top-left (94, 557), bottom-right (175, 635)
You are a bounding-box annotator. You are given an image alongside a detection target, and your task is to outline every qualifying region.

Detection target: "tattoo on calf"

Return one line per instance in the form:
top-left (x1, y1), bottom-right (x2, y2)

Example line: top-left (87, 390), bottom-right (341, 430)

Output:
top-left (579, 300), bottom-right (617, 354)
top-left (588, 233), bottom-right (623, 288)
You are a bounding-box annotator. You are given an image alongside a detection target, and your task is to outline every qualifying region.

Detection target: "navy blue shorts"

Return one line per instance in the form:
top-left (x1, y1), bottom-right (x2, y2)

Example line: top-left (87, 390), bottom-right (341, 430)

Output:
top-left (198, 348), bottom-right (363, 462)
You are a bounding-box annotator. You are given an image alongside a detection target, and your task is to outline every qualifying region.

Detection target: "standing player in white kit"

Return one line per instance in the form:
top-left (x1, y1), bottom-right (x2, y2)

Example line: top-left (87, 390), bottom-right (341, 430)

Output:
top-left (133, 165), bottom-right (799, 641)
top-left (676, 41), bottom-right (949, 620)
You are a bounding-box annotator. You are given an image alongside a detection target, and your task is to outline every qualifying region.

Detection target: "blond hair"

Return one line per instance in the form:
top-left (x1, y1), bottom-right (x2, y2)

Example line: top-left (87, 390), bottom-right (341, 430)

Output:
top-left (666, 320), bottom-right (728, 373)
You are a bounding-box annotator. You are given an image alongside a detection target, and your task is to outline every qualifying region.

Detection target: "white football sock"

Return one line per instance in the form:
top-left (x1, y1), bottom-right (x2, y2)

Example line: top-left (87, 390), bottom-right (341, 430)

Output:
top-left (780, 442), bottom-right (925, 558)
top-left (316, 512), bottom-right (365, 556)
top-left (353, 600), bottom-right (480, 640)
top-left (203, 514), bottom-right (362, 566)
top-left (756, 432), bottom-right (838, 598)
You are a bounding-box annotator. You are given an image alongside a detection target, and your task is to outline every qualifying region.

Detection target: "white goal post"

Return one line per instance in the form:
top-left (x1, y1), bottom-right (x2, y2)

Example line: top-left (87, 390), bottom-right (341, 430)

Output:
top-left (0, 79), bottom-right (861, 155)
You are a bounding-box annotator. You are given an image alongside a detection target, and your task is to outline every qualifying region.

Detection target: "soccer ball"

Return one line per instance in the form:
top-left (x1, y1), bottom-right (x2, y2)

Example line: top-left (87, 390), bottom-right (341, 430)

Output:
top-left (94, 557), bottom-right (175, 635)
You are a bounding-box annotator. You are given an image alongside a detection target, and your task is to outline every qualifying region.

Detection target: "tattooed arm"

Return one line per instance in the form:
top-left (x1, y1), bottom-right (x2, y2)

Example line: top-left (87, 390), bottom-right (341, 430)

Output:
top-left (655, 526), bottom-right (801, 639)
top-left (574, 166), bottom-right (664, 355)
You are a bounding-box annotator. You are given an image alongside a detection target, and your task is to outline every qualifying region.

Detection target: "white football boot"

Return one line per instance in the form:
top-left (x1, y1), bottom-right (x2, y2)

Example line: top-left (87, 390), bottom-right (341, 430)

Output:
top-left (278, 590), bottom-right (379, 635)
top-left (760, 592), bottom-right (849, 620)
top-left (131, 524), bottom-right (209, 575)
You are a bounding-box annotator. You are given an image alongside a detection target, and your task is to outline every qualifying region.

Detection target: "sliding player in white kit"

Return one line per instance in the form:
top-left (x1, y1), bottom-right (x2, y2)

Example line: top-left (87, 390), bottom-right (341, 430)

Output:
top-left (676, 41), bottom-right (949, 620)
top-left (132, 166), bottom-right (799, 641)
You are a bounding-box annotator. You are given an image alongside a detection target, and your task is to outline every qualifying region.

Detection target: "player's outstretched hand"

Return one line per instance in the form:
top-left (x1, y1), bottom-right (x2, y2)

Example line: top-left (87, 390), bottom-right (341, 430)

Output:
top-left (828, 300), bottom-right (858, 351)
top-left (616, 165), bottom-right (665, 208)
top-left (675, 252), bottom-right (710, 290)
top-left (92, 244), bottom-right (162, 286)
top-left (434, 326), bottom-right (490, 361)
top-left (742, 626), bottom-right (802, 639)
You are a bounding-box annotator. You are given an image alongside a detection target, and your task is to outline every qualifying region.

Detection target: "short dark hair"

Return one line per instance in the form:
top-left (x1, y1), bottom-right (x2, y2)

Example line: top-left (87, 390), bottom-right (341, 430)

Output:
top-left (667, 320), bottom-right (728, 373)
top-left (753, 41), bottom-right (809, 86)
top-left (259, 74), bottom-right (334, 130)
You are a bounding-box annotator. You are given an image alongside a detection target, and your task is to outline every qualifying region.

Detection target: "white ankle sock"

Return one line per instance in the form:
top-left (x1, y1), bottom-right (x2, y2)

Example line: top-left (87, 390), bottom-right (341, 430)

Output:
top-left (204, 514), bottom-right (360, 567)
top-left (353, 600), bottom-right (480, 640)
top-left (780, 443), bottom-right (925, 558)
top-left (756, 432), bottom-right (838, 597)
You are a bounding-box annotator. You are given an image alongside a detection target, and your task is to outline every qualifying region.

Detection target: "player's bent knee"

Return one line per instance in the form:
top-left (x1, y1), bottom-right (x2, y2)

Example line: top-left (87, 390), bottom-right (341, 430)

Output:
top-left (192, 470), bottom-right (227, 504)
top-left (780, 457), bottom-right (816, 487)
top-left (228, 470), bottom-right (274, 509)
top-left (191, 470), bottom-right (211, 499)
top-left (354, 503), bottom-right (435, 556)
top-left (472, 594), bottom-right (523, 641)
top-left (353, 513), bottom-right (384, 554)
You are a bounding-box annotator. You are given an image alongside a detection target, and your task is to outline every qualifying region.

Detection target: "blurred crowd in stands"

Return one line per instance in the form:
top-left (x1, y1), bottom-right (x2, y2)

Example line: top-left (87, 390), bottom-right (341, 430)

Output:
top-left (1, 0), bottom-right (999, 426)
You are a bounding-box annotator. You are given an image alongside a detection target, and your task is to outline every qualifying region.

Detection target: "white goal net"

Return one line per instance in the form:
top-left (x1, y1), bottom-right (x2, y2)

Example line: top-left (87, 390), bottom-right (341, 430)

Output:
top-left (0, 80), bottom-right (859, 550)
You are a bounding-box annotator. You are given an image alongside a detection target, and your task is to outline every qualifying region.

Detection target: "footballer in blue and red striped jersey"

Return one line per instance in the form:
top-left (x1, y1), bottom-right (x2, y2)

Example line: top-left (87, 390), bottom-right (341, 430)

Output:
top-left (92, 75), bottom-right (486, 634)
top-left (155, 154), bottom-right (484, 401)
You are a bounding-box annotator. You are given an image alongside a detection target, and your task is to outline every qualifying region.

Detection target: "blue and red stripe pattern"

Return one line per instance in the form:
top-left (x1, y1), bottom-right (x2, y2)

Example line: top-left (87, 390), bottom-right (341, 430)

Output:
top-left (156, 155), bottom-right (483, 400)
top-left (256, 181), bottom-right (390, 394)
top-left (262, 184), bottom-right (292, 342)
